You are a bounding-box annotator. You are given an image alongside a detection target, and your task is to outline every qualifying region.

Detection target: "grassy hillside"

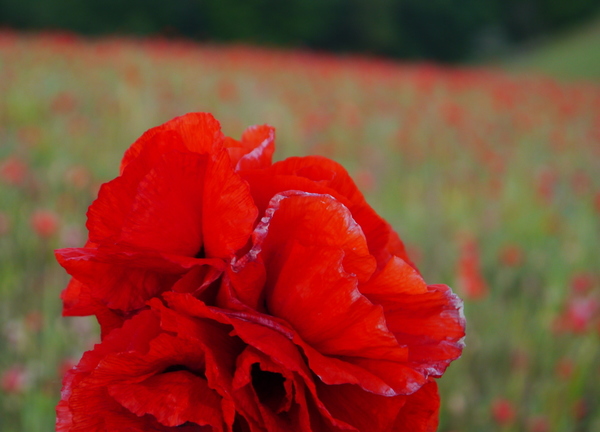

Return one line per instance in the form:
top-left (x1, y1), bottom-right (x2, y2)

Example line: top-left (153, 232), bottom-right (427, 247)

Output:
top-left (505, 15), bottom-right (600, 81)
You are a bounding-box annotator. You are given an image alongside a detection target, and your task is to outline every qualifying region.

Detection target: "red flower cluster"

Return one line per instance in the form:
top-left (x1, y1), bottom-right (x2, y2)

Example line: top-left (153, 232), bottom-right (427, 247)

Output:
top-left (55, 113), bottom-right (465, 432)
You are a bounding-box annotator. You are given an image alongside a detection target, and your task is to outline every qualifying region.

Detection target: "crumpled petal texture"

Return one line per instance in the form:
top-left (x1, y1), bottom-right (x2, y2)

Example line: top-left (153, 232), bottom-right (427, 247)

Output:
top-left (56, 113), bottom-right (465, 432)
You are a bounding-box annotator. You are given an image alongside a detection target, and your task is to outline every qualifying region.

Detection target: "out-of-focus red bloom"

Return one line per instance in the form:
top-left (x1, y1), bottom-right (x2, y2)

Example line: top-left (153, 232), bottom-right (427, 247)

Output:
top-left (24, 311), bottom-right (43, 333)
top-left (457, 236), bottom-right (488, 300)
top-left (570, 272), bottom-right (595, 295)
top-left (510, 349), bottom-right (529, 372)
top-left (553, 296), bottom-right (599, 334)
top-left (498, 243), bottom-right (524, 267)
top-left (535, 167), bottom-right (558, 204)
top-left (55, 113), bottom-right (465, 432)
top-left (1, 366), bottom-right (29, 394)
top-left (527, 415), bottom-right (550, 432)
top-left (573, 399), bottom-right (588, 421)
top-left (31, 209), bottom-right (60, 238)
top-left (51, 91), bottom-right (78, 114)
top-left (491, 398), bottom-right (516, 426)
top-left (594, 192), bottom-right (600, 214)
top-left (64, 165), bottom-right (91, 190)
top-left (555, 357), bottom-right (575, 381)
top-left (0, 156), bottom-right (28, 185)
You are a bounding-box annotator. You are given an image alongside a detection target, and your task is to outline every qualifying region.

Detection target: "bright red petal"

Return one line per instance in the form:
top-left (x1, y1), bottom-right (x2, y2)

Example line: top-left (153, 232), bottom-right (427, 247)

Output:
top-left (316, 381), bottom-right (406, 432)
top-left (240, 156), bottom-right (416, 271)
top-left (56, 245), bottom-right (223, 311)
top-left (202, 150), bottom-right (258, 258)
top-left (361, 257), bottom-right (466, 378)
top-left (117, 151), bottom-right (208, 256)
top-left (120, 113), bottom-right (225, 173)
top-left (232, 125), bottom-right (275, 171)
top-left (392, 380), bottom-right (440, 432)
top-left (270, 157), bottom-right (414, 267)
top-left (109, 371), bottom-right (225, 430)
top-left (257, 191), bottom-right (376, 282)
top-left (221, 193), bottom-right (424, 395)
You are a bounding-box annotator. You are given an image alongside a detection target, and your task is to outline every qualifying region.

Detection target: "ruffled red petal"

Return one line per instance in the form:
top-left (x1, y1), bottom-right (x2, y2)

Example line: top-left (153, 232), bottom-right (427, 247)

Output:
top-left (240, 156), bottom-right (415, 271)
top-left (202, 150), bottom-right (258, 258)
top-left (230, 192), bottom-right (426, 395)
top-left (109, 371), bottom-right (224, 430)
top-left (90, 149), bottom-right (257, 260)
top-left (56, 245), bottom-right (223, 311)
top-left (120, 113), bottom-right (225, 174)
top-left (58, 307), bottom-right (235, 431)
top-left (162, 292), bottom-right (369, 431)
top-left (58, 149), bottom-right (256, 313)
top-left (392, 380), bottom-right (440, 432)
top-left (316, 382), bottom-right (405, 432)
top-left (115, 151), bottom-right (209, 256)
top-left (227, 125), bottom-right (275, 171)
top-left (361, 257), bottom-right (466, 378)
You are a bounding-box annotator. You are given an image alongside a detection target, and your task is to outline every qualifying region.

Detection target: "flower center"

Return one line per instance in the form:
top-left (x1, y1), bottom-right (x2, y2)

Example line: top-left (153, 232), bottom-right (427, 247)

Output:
top-left (250, 363), bottom-right (287, 412)
top-left (195, 245), bottom-right (205, 259)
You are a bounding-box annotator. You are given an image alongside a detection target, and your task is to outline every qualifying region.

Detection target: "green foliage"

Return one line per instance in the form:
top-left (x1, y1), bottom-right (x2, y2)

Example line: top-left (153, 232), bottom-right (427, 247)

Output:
top-left (505, 16), bottom-right (600, 80)
top-left (1, 0), bottom-right (600, 61)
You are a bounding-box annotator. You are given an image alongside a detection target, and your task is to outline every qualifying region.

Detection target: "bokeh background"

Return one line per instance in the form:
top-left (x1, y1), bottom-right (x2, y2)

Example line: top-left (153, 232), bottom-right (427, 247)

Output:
top-left (1, 1), bottom-right (599, 431)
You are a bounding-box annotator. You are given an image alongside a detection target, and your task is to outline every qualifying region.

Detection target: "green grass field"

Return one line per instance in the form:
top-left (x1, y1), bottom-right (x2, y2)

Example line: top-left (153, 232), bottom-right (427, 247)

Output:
top-left (504, 15), bottom-right (600, 81)
top-left (0, 30), bottom-right (599, 431)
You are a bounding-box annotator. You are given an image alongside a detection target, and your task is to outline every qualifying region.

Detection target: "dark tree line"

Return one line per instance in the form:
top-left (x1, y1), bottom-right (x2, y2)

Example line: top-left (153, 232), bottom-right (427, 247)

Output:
top-left (1, 0), bottom-right (599, 62)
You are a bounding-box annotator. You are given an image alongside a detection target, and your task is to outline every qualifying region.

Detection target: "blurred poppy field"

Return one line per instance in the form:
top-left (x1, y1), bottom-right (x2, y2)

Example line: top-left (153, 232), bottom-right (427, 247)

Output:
top-left (0, 30), bottom-right (599, 431)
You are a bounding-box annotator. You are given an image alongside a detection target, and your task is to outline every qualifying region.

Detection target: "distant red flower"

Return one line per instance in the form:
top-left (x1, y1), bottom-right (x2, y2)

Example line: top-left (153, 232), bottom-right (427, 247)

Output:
top-left (553, 296), bottom-right (599, 334)
top-left (555, 357), bottom-right (575, 381)
top-left (0, 156), bottom-right (28, 185)
top-left (31, 209), bottom-right (60, 238)
top-left (1, 366), bottom-right (29, 394)
top-left (570, 273), bottom-right (595, 295)
top-left (457, 236), bottom-right (488, 300)
top-left (24, 310), bottom-right (44, 333)
top-left (573, 398), bottom-right (588, 421)
top-left (56, 113), bottom-right (465, 431)
top-left (498, 244), bottom-right (523, 267)
top-left (491, 398), bottom-right (516, 426)
top-left (51, 91), bottom-right (78, 114)
top-left (527, 415), bottom-right (550, 432)
top-left (63, 165), bottom-right (91, 190)
top-left (535, 167), bottom-right (558, 204)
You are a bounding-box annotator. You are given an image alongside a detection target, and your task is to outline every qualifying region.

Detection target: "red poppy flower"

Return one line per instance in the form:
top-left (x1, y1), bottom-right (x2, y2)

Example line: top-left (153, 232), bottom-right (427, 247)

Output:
top-left (56, 113), bottom-right (465, 431)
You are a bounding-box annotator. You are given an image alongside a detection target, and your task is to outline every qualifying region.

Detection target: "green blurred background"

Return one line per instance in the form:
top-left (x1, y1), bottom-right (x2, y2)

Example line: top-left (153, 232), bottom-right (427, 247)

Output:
top-left (1, 0), bottom-right (600, 62)
top-left (0, 1), bottom-right (599, 432)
